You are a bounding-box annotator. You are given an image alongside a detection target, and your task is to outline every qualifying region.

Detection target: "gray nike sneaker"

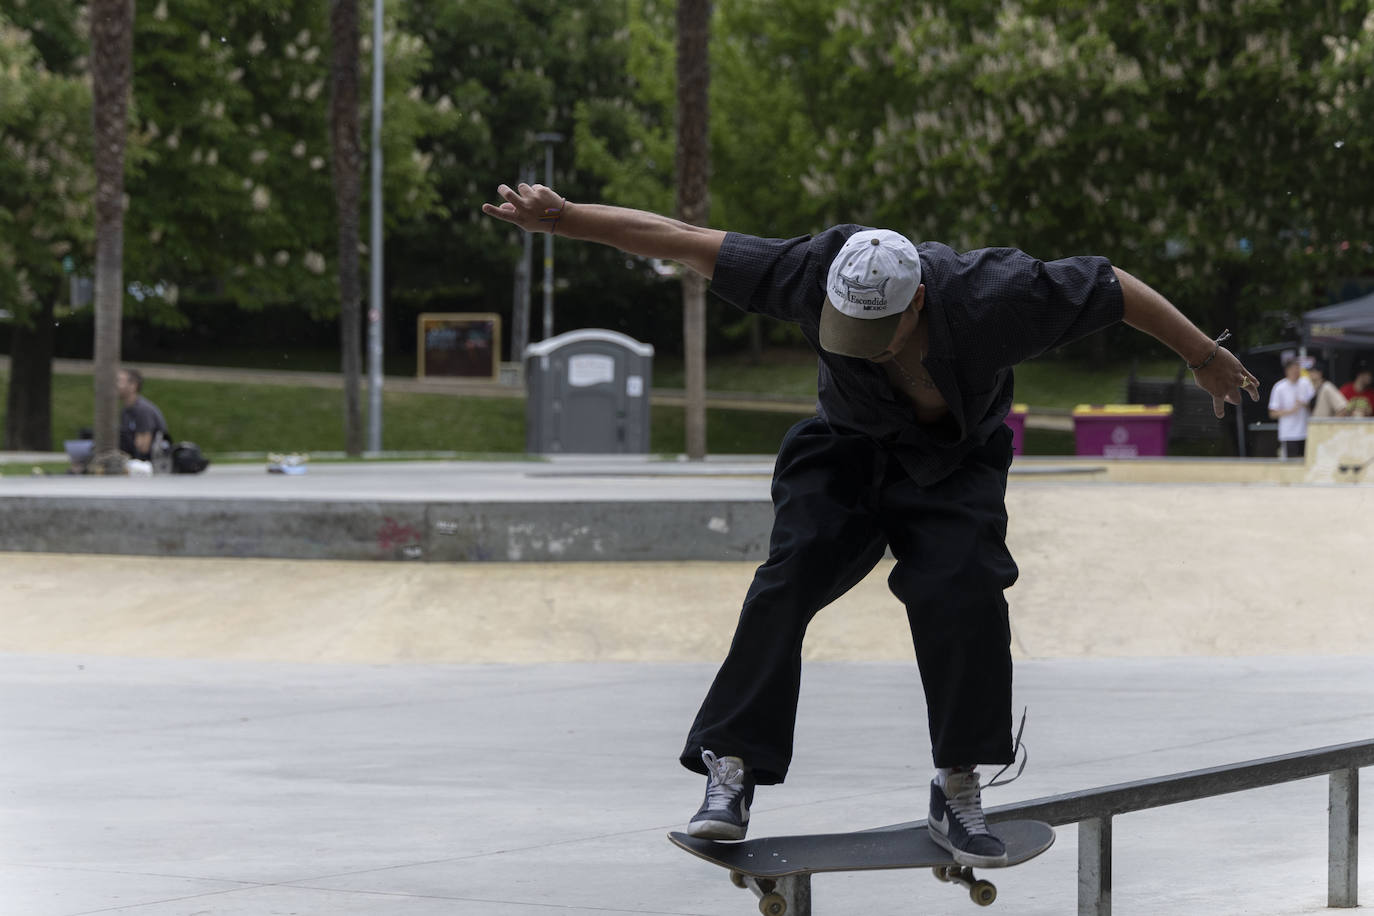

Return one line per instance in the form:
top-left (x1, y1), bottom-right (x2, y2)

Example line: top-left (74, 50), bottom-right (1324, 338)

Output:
top-left (687, 749), bottom-right (755, 840)
top-left (928, 769), bottom-right (1007, 867)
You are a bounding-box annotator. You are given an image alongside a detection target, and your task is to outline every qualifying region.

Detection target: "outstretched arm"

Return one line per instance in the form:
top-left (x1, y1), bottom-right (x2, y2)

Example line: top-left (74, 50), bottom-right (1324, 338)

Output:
top-left (1114, 267), bottom-right (1260, 418)
top-left (481, 183), bottom-right (727, 280)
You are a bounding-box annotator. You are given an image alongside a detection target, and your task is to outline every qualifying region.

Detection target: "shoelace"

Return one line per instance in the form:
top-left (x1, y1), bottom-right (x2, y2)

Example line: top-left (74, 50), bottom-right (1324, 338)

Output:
top-left (987, 707), bottom-right (1030, 789)
top-left (701, 749), bottom-right (745, 808)
top-left (945, 772), bottom-right (992, 835)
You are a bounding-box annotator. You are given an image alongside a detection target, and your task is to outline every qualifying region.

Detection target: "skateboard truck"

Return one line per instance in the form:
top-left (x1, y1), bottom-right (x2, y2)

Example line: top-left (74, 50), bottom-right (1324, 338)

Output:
top-left (932, 863), bottom-right (998, 906)
top-left (727, 871), bottom-right (810, 916)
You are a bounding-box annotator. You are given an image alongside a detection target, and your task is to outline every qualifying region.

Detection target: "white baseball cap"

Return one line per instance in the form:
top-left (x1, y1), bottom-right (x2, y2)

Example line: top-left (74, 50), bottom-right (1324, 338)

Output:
top-left (821, 229), bottom-right (922, 359)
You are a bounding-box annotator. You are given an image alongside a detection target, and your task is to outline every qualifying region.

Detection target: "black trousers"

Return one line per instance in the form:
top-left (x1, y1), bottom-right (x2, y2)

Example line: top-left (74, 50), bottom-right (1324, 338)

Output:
top-left (681, 417), bottom-right (1019, 785)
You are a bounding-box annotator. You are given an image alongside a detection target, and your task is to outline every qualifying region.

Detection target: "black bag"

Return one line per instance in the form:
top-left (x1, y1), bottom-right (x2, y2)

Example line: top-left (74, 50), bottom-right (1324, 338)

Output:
top-left (171, 441), bottom-right (210, 474)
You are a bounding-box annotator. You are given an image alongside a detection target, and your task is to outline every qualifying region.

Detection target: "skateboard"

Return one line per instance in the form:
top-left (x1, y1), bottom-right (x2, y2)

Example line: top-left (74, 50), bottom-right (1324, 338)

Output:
top-left (669, 819), bottom-right (1054, 915)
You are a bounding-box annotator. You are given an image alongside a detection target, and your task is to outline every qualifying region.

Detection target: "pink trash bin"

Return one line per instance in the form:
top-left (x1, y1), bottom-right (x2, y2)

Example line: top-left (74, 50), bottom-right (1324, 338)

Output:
top-left (1005, 403), bottom-right (1029, 456)
top-left (1072, 404), bottom-right (1173, 458)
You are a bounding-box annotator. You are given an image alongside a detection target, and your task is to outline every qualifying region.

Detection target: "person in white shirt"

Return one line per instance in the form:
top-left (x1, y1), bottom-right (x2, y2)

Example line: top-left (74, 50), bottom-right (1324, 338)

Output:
top-left (1268, 358), bottom-right (1316, 459)
top-left (1309, 364), bottom-right (1349, 418)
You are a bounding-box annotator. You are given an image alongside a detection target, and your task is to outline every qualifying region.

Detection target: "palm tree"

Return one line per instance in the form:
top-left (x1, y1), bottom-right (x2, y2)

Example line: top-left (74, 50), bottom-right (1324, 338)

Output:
top-left (88, 0), bottom-right (134, 472)
top-left (676, 0), bottom-right (711, 460)
top-left (329, 0), bottom-right (364, 457)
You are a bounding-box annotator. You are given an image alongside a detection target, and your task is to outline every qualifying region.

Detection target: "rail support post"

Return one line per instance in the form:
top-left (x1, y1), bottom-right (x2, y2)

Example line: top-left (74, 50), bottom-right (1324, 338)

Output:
top-left (1329, 767), bottom-right (1358, 908)
top-left (1078, 815), bottom-right (1112, 916)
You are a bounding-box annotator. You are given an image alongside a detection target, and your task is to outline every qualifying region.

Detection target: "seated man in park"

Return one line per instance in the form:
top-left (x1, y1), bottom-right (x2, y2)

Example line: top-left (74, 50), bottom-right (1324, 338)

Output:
top-left (117, 368), bottom-right (169, 462)
top-left (482, 181), bottom-right (1259, 866)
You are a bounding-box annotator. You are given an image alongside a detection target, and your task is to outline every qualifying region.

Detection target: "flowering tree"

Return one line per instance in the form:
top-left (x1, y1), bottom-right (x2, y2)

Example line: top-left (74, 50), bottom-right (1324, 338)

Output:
top-left (818, 0), bottom-right (1374, 341)
top-left (0, 10), bottom-right (93, 449)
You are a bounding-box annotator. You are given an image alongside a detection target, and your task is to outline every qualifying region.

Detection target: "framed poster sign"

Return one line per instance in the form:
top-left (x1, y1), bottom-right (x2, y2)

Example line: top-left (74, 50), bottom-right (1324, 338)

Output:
top-left (417, 312), bottom-right (501, 380)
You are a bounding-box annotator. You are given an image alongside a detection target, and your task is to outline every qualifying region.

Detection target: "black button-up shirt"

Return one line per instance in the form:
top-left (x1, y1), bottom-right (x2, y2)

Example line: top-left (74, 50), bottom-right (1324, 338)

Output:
top-left (710, 226), bottom-right (1125, 485)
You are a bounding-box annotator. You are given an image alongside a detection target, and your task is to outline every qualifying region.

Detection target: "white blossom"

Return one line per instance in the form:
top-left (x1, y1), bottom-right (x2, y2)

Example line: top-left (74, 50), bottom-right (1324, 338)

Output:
top-left (292, 141), bottom-right (306, 158)
top-left (309, 156), bottom-right (324, 170)
top-left (303, 251), bottom-right (326, 275)
top-left (273, 250), bottom-right (289, 266)
top-left (246, 33), bottom-right (266, 56)
top-left (251, 149), bottom-right (268, 165)
top-left (252, 186), bottom-right (271, 211)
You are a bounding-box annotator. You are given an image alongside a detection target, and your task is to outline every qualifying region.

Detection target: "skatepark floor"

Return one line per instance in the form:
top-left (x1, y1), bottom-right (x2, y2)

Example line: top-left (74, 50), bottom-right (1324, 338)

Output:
top-left (4, 653), bottom-right (1372, 916)
top-left (3, 461), bottom-right (1373, 915)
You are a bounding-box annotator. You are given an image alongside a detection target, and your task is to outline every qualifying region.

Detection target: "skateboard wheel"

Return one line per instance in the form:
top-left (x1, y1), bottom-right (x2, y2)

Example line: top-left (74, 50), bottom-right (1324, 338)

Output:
top-left (970, 880), bottom-right (997, 906)
top-left (729, 870), bottom-right (747, 889)
top-left (932, 865), bottom-right (952, 882)
top-left (758, 892), bottom-right (787, 916)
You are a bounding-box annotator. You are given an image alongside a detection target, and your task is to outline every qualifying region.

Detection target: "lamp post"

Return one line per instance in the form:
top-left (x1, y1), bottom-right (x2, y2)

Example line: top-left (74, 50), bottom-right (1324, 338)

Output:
top-left (366, 0), bottom-right (384, 453)
top-left (533, 131), bottom-right (563, 340)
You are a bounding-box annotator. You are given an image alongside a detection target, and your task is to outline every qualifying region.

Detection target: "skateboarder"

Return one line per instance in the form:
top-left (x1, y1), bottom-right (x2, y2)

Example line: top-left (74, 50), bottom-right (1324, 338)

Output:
top-left (482, 182), bottom-right (1260, 865)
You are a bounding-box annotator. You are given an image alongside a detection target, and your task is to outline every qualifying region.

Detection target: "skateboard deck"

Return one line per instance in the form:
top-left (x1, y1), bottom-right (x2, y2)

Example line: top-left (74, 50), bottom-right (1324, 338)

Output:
top-left (669, 819), bottom-right (1053, 911)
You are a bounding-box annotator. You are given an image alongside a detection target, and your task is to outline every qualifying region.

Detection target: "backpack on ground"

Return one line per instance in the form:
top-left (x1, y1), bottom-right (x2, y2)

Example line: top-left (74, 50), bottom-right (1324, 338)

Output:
top-left (171, 441), bottom-right (210, 474)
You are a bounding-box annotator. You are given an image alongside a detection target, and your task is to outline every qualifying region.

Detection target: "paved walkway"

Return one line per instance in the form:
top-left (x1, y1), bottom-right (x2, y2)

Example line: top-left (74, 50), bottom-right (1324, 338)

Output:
top-left (3, 654), bottom-right (1370, 915)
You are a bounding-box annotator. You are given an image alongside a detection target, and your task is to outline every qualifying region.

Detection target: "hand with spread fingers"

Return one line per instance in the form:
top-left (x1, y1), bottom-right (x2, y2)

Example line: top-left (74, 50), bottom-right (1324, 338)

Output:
top-left (1191, 345), bottom-right (1260, 418)
top-left (481, 182), bottom-right (567, 234)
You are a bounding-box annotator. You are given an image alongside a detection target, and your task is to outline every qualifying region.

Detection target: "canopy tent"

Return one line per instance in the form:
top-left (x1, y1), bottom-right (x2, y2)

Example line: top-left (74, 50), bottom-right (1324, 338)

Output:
top-left (1303, 290), bottom-right (1374, 348)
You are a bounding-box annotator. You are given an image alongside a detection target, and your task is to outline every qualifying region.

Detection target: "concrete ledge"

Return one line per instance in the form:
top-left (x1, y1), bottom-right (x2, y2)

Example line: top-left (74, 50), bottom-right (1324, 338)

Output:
top-left (3, 456), bottom-right (1372, 562)
top-left (0, 495), bottom-right (774, 562)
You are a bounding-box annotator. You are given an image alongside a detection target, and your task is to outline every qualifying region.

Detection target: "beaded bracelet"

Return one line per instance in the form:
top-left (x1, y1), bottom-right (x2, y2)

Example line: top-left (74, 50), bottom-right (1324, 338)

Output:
top-left (538, 196), bottom-right (566, 235)
top-left (1188, 329), bottom-right (1232, 371)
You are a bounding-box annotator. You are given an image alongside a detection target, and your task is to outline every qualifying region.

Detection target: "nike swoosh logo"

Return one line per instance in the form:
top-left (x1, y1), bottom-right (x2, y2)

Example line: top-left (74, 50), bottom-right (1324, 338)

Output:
top-left (931, 810), bottom-right (949, 834)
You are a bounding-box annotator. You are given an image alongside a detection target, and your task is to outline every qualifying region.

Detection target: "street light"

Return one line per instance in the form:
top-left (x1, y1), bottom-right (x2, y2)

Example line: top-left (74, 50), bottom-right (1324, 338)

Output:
top-left (366, 0), bottom-right (384, 452)
top-left (533, 131), bottom-right (563, 340)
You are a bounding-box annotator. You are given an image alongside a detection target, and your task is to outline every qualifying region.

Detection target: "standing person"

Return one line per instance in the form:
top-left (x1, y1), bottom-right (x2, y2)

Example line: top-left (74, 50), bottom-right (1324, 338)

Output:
top-left (1339, 365), bottom-right (1374, 417)
top-left (116, 367), bottom-right (169, 461)
top-left (1308, 364), bottom-right (1349, 419)
top-left (482, 182), bottom-right (1259, 866)
top-left (1268, 357), bottom-right (1316, 459)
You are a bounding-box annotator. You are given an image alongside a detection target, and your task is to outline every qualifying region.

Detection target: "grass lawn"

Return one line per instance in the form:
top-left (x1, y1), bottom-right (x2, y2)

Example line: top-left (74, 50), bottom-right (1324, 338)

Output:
top-left (2, 371), bottom-right (806, 458)
top-left (654, 350), bottom-right (1181, 409)
top-left (0, 350), bottom-right (1194, 461)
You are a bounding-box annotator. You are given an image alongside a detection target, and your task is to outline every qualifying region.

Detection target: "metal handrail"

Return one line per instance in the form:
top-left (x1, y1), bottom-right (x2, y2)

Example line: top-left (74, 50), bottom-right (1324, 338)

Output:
top-left (871, 738), bottom-right (1372, 914)
top-left (982, 739), bottom-right (1372, 914)
top-left (982, 738), bottom-right (1374, 825)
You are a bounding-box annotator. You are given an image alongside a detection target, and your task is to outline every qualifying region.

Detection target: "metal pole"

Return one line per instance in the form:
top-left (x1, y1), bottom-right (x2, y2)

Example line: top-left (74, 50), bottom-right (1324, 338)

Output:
top-left (533, 132), bottom-right (562, 341)
top-left (1078, 816), bottom-right (1112, 916)
top-left (541, 141), bottom-right (554, 340)
top-left (512, 164), bottom-right (534, 377)
top-left (366, 0), bottom-right (385, 453)
top-left (1329, 768), bottom-right (1359, 907)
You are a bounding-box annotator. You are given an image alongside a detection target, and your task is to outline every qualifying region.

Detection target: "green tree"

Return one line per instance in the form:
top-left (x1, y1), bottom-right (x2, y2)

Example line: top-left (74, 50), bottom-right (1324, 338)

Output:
top-left (125, 0), bottom-right (455, 324)
top-left (393, 0), bottom-right (673, 358)
top-left (822, 0), bottom-right (1374, 344)
top-left (0, 10), bottom-right (93, 449)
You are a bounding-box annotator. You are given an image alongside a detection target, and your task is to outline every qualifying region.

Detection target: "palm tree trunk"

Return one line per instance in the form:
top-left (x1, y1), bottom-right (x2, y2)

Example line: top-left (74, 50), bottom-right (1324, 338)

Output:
top-left (330, 0), bottom-right (364, 457)
top-left (89, 0), bottom-right (133, 472)
top-left (676, 0), bottom-right (711, 460)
